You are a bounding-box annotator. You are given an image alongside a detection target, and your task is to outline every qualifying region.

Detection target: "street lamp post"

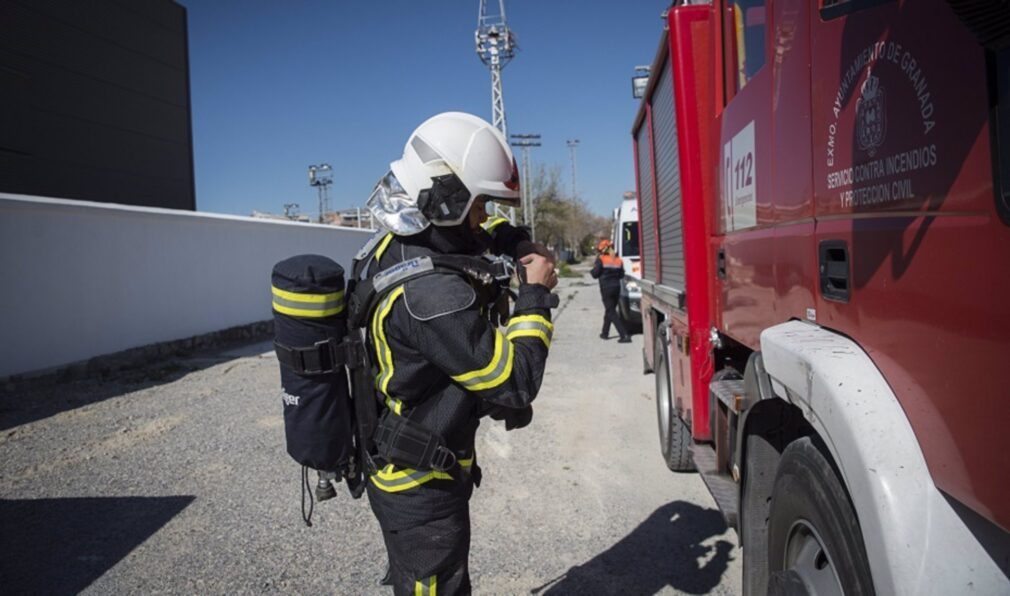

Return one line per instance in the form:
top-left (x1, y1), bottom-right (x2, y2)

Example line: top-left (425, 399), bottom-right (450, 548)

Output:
top-left (510, 133), bottom-right (541, 242)
top-left (566, 139), bottom-right (580, 201)
top-left (308, 163), bottom-right (333, 223)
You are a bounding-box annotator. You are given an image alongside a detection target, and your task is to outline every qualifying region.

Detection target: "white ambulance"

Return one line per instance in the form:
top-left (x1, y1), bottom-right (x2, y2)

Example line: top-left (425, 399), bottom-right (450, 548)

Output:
top-left (611, 193), bottom-right (641, 326)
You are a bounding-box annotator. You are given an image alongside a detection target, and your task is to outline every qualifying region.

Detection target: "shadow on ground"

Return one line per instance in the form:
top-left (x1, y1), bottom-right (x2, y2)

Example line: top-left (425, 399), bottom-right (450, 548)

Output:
top-left (0, 340), bottom-right (272, 431)
top-left (0, 496), bottom-right (195, 593)
top-left (532, 501), bottom-right (734, 595)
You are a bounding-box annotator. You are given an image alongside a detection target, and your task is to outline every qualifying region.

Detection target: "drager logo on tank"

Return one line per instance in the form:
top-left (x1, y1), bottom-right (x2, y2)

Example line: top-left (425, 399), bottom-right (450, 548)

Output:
top-left (824, 40), bottom-right (940, 210)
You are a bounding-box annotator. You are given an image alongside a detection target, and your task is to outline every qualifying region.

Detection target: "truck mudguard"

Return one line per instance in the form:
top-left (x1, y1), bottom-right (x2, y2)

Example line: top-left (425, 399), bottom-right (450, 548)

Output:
top-left (760, 320), bottom-right (1007, 595)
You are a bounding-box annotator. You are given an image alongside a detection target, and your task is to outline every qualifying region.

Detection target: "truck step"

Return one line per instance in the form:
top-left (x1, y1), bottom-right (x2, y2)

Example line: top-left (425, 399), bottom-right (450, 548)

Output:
top-left (690, 444), bottom-right (739, 530)
top-left (710, 379), bottom-right (746, 412)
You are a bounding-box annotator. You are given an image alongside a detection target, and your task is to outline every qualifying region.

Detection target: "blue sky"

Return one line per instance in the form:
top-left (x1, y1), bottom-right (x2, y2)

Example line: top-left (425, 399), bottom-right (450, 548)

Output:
top-left (181, 1), bottom-right (669, 218)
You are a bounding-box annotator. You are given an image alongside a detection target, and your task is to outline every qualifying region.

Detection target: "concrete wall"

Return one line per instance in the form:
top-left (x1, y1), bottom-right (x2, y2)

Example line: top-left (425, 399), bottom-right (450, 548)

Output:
top-left (0, 194), bottom-right (373, 378)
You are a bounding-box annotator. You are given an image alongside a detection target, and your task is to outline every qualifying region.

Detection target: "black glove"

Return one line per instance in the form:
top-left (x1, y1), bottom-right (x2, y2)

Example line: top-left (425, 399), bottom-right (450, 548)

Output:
top-left (484, 404), bottom-right (534, 431)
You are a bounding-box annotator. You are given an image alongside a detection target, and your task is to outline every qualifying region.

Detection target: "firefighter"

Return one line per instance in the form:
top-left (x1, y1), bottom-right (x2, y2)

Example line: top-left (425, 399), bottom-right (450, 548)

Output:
top-left (361, 112), bottom-right (557, 595)
top-left (590, 238), bottom-right (631, 343)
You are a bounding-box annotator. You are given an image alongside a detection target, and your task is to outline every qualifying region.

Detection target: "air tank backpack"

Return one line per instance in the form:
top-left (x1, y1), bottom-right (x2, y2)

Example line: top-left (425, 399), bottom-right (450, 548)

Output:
top-left (271, 254), bottom-right (366, 526)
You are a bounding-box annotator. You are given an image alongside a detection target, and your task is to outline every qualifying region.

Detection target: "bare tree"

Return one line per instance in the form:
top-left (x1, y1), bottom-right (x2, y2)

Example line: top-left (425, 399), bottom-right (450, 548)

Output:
top-left (525, 163), bottom-right (611, 260)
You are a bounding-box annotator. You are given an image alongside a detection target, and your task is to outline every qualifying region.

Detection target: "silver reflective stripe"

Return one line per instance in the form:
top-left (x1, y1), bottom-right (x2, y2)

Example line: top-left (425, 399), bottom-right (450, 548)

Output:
top-left (355, 230), bottom-right (389, 260)
top-left (373, 257), bottom-right (434, 293)
top-left (271, 294), bottom-right (343, 312)
top-left (507, 320), bottom-right (553, 341)
top-left (454, 339), bottom-right (512, 391)
top-left (373, 470), bottom-right (427, 490)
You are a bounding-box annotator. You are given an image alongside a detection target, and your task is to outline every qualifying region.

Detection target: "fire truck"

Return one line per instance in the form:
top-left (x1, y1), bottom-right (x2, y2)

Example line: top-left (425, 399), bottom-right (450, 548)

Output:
top-left (632, 0), bottom-right (1009, 593)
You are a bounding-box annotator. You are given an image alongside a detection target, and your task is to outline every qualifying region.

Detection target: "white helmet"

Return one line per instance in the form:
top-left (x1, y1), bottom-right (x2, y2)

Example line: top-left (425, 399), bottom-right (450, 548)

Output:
top-left (367, 112), bottom-right (519, 235)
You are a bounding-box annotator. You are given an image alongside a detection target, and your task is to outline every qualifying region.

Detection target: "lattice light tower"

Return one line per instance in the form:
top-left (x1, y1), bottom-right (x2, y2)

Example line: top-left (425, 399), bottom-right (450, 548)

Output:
top-left (476, 0), bottom-right (518, 221)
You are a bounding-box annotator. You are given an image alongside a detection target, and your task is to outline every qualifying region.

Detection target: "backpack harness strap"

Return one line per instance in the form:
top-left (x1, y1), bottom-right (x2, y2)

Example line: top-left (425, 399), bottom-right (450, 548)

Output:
top-left (342, 238), bottom-right (516, 476)
top-left (274, 336), bottom-right (367, 376)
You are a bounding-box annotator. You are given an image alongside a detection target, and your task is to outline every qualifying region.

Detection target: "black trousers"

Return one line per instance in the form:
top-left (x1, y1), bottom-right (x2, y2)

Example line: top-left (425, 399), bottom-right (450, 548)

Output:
top-left (601, 287), bottom-right (629, 339)
top-left (375, 507), bottom-right (472, 595)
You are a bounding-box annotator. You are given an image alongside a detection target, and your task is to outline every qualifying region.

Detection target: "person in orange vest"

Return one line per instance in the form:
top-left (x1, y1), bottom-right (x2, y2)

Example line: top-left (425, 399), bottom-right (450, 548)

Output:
top-left (590, 238), bottom-right (631, 343)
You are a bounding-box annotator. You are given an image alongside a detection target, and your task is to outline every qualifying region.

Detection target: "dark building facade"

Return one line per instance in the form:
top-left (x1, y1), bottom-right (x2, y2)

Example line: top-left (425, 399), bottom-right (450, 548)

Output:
top-left (0, 0), bottom-right (195, 210)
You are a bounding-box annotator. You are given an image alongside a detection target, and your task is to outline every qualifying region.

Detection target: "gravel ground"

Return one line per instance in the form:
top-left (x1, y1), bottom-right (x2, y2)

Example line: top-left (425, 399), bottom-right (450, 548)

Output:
top-left (1, 266), bottom-right (741, 595)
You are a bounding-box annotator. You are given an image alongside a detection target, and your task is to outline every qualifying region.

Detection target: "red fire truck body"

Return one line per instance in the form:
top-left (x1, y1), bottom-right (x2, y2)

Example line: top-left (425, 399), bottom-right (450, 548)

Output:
top-left (633, 0), bottom-right (1009, 593)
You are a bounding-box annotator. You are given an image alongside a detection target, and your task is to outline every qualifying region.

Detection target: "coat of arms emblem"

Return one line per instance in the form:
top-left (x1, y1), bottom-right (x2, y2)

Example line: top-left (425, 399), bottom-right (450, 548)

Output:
top-left (856, 72), bottom-right (886, 156)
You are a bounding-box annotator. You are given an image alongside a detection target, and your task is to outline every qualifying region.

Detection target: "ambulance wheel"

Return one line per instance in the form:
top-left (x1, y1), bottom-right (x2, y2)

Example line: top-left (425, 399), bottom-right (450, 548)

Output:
top-left (766, 438), bottom-right (874, 596)
top-left (654, 327), bottom-right (694, 472)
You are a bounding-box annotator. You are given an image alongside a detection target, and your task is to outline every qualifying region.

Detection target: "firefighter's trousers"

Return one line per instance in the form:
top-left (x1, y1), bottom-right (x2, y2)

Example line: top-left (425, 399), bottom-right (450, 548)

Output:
top-left (601, 287), bottom-right (629, 339)
top-left (371, 502), bottom-right (472, 596)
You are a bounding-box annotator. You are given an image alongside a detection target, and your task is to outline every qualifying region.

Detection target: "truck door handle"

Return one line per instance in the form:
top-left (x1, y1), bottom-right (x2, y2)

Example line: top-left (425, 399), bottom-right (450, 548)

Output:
top-left (717, 248), bottom-right (726, 280)
top-left (819, 240), bottom-right (850, 303)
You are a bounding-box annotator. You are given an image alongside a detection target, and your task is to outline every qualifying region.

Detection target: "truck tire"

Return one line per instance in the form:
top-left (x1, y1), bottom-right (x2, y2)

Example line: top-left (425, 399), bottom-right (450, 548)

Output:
top-left (654, 326), bottom-right (694, 472)
top-left (741, 433), bottom-right (776, 596)
top-left (766, 438), bottom-right (875, 596)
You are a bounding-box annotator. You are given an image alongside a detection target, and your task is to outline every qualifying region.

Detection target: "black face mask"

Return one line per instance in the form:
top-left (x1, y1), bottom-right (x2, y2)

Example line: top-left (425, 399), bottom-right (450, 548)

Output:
top-left (416, 173), bottom-right (471, 225)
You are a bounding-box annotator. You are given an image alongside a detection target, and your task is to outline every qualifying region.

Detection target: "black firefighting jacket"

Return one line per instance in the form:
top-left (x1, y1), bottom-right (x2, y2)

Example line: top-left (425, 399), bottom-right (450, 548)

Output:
top-left (591, 253), bottom-right (625, 293)
top-left (364, 219), bottom-right (553, 530)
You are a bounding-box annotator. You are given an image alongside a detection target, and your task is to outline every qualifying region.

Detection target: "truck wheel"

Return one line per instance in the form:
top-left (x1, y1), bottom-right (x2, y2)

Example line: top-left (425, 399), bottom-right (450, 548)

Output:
top-left (741, 433), bottom-right (776, 596)
top-left (654, 327), bottom-right (694, 472)
top-left (767, 438), bottom-right (875, 596)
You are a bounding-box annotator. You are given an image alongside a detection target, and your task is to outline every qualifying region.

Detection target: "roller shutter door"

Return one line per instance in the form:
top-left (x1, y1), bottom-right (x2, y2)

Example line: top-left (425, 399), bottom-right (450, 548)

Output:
top-left (635, 120), bottom-right (657, 282)
top-left (650, 58), bottom-right (686, 293)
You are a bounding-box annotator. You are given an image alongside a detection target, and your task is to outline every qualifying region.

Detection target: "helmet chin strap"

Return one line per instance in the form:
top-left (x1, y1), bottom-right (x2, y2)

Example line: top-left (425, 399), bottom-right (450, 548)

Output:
top-left (417, 173), bottom-right (472, 225)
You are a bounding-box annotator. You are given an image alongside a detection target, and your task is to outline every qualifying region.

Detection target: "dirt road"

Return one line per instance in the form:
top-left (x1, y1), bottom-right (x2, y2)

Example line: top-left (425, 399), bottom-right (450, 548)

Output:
top-left (1, 267), bottom-right (740, 595)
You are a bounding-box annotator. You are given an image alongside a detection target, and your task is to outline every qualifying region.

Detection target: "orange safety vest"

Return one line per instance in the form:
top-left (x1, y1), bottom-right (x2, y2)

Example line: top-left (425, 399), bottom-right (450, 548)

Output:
top-left (600, 254), bottom-right (623, 269)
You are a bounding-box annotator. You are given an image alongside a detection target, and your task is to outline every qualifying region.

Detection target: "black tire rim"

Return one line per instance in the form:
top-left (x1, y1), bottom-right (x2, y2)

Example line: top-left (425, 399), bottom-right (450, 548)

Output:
top-left (782, 519), bottom-right (844, 596)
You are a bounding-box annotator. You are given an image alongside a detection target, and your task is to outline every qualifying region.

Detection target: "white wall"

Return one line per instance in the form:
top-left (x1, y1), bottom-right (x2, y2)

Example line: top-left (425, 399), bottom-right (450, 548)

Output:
top-left (0, 194), bottom-right (374, 378)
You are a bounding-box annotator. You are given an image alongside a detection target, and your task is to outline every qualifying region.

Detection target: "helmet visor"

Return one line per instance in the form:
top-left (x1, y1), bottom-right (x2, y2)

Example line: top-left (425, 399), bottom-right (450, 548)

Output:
top-left (366, 171), bottom-right (430, 235)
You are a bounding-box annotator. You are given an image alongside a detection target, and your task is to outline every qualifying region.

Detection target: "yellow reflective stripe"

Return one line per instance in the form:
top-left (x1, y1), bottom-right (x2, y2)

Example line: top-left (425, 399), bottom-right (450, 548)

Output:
top-left (272, 304), bottom-right (342, 317)
top-left (374, 232), bottom-right (394, 261)
top-left (414, 575), bottom-right (437, 596)
top-left (372, 287), bottom-right (405, 398)
top-left (469, 339), bottom-right (514, 391)
top-left (507, 328), bottom-right (551, 347)
top-left (506, 314), bottom-right (553, 348)
top-left (272, 303), bottom-right (345, 318)
top-left (271, 286), bottom-right (345, 317)
top-left (385, 396), bottom-right (403, 416)
top-left (482, 216), bottom-right (508, 233)
top-left (451, 332), bottom-right (504, 383)
top-left (370, 454), bottom-right (473, 493)
top-left (508, 314), bottom-right (554, 331)
top-left (370, 465), bottom-right (453, 493)
top-left (271, 286), bottom-right (343, 304)
top-left (451, 331), bottom-right (515, 391)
